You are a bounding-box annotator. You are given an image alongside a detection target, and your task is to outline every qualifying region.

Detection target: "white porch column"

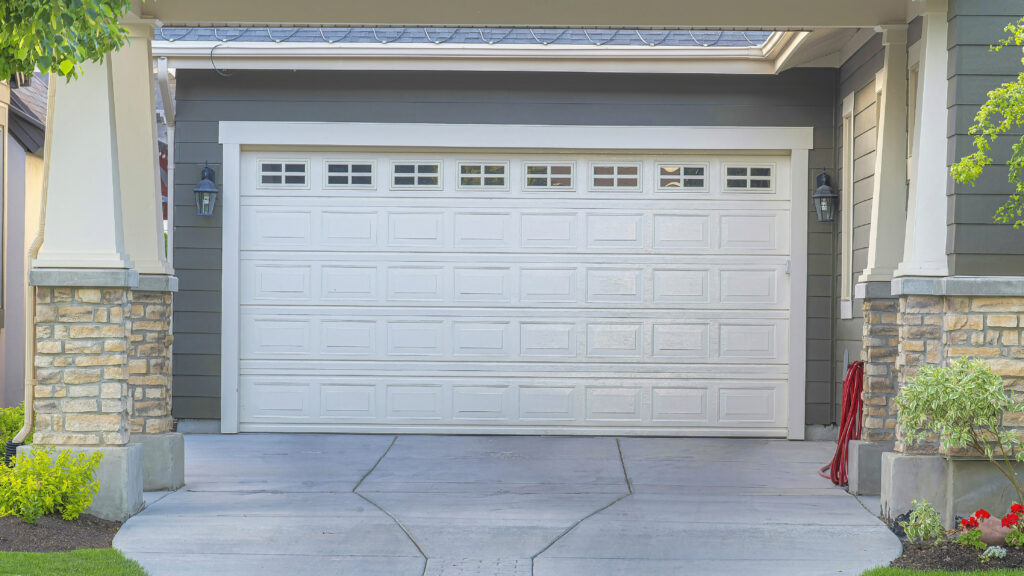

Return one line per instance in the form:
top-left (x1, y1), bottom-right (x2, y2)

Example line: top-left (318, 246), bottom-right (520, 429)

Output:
top-left (111, 20), bottom-right (172, 277)
top-left (33, 60), bottom-right (132, 270)
top-left (895, 0), bottom-right (949, 278)
top-left (859, 25), bottom-right (908, 283)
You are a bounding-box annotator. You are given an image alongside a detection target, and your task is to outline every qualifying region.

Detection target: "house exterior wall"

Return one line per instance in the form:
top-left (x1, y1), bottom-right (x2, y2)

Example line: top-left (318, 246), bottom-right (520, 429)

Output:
top-left (171, 68), bottom-right (838, 425)
top-left (835, 34), bottom-right (884, 422)
top-left (947, 0), bottom-right (1024, 275)
top-left (2, 135), bottom-right (28, 409)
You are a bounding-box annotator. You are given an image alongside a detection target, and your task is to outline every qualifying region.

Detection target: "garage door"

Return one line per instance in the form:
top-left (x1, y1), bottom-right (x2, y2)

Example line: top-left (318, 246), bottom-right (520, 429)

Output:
top-left (236, 151), bottom-right (792, 435)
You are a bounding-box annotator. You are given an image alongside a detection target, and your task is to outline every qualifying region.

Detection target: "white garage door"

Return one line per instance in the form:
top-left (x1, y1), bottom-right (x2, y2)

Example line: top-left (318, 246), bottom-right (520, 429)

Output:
top-left (236, 150), bottom-right (792, 435)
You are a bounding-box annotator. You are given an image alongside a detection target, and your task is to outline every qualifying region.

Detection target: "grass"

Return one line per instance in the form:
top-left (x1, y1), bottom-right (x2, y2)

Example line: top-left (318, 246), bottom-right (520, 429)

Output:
top-left (860, 565), bottom-right (1024, 569)
top-left (0, 549), bottom-right (147, 576)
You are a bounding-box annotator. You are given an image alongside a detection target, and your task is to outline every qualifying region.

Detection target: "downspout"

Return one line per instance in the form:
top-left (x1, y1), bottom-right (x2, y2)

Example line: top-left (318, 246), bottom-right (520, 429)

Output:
top-left (11, 75), bottom-right (54, 447)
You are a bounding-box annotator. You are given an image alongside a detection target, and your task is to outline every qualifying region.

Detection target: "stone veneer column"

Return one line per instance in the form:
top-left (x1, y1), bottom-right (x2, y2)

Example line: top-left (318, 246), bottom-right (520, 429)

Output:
top-left (894, 295), bottom-right (945, 454)
top-left (127, 290), bottom-right (174, 434)
top-left (860, 297), bottom-right (900, 441)
top-left (33, 287), bottom-right (132, 445)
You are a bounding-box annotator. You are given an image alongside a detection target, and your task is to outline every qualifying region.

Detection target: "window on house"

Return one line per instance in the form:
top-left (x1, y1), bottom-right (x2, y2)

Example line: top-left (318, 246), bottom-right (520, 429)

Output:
top-left (589, 163), bottom-right (641, 191)
top-left (325, 161), bottom-right (375, 188)
top-left (458, 162), bottom-right (508, 189)
top-left (656, 163), bottom-right (708, 192)
top-left (524, 163), bottom-right (574, 189)
top-left (723, 164), bottom-right (774, 191)
top-left (259, 160), bottom-right (308, 187)
top-left (840, 92), bottom-right (855, 320)
top-left (391, 162), bottom-right (442, 189)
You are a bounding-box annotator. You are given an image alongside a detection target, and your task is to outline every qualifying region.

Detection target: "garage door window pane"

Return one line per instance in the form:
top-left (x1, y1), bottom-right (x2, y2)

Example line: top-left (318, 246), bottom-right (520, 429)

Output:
top-left (392, 162), bottom-right (443, 189)
top-left (723, 164), bottom-right (774, 192)
top-left (459, 162), bottom-right (508, 189)
top-left (325, 161), bottom-right (375, 188)
top-left (524, 163), bottom-right (574, 190)
top-left (259, 160), bottom-right (308, 188)
top-left (590, 163), bottom-right (641, 191)
top-left (657, 164), bottom-right (707, 192)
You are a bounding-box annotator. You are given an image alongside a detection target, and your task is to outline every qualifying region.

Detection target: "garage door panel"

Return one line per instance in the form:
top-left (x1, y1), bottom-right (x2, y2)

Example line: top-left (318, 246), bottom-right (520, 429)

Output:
top-left (239, 376), bottom-right (787, 430)
top-left (239, 260), bottom-right (789, 309)
top-left (238, 152), bottom-right (792, 434)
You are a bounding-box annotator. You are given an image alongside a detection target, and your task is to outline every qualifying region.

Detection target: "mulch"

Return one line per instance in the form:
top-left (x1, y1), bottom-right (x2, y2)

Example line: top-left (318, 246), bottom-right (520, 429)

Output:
top-left (892, 540), bottom-right (1024, 571)
top-left (0, 514), bottom-right (121, 553)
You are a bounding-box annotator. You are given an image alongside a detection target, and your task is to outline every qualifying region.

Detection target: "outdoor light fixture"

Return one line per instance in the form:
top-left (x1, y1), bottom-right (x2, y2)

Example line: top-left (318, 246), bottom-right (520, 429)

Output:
top-left (193, 162), bottom-right (219, 217)
top-left (812, 171), bottom-right (837, 223)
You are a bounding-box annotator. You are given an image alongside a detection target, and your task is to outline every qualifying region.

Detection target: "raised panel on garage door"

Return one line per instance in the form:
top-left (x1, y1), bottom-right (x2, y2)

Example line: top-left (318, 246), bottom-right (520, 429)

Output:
top-left (237, 151), bottom-right (792, 436)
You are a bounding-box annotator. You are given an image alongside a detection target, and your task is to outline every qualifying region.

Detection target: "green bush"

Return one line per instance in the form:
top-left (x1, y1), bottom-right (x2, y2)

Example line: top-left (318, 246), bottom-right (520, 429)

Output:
top-left (0, 403), bottom-right (30, 445)
top-left (895, 357), bottom-right (1024, 504)
top-left (900, 499), bottom-right (946, 546)
top-left (0, 447), bottom-right (102, 523)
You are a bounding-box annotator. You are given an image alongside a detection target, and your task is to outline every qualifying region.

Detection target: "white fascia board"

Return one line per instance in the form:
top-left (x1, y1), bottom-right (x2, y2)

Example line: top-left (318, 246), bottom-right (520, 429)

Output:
top-left (218, 122), bottom-right (815, 151)
top-left (153, 31), bottom-right (806, 75)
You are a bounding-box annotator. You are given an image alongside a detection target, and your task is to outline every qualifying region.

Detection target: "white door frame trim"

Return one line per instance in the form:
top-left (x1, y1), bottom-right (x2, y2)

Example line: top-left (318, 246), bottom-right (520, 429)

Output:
top-left (218, 121), bottom-right (812, 438)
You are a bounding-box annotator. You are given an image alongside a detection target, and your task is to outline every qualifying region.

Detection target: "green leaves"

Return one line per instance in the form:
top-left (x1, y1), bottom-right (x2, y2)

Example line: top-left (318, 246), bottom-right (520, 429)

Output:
top-left (0, 0), bottom-right (134, 80)
top-left (951, 18), bottom-right (1024, 228)
top-left (0, 447), bottom-right (103, 523)
top-left (900, 499), bottom-right (946, 546)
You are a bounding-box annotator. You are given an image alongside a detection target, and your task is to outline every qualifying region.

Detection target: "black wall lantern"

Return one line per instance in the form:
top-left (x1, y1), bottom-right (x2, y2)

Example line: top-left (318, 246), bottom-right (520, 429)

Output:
top-left (812, 171), bottom-right (837, 223)
top-left (194, 162), bottom-right (219, 217)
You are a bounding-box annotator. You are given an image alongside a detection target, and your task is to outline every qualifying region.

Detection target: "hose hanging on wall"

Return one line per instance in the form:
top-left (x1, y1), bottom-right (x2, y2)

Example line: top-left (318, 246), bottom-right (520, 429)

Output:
top-left (819, 361), bottom-right (865, 486)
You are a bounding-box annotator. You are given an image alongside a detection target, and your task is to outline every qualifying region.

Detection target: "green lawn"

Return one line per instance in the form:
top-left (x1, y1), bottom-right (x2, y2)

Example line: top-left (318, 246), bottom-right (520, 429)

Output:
top-left (0, 549), bottom-right (147, 576)
top-left (860, 565), bottom-right (1024, 569)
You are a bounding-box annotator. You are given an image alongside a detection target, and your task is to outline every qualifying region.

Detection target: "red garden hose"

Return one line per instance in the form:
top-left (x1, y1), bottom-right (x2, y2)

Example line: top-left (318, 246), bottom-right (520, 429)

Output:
top-left (819, 361), bottom-right (865, 486)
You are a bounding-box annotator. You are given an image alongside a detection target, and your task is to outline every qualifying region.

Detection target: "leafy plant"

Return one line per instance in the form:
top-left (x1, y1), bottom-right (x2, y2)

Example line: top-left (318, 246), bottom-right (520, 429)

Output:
top-left (951, 18), bottom-right (1024, 228)
top-left (981, 545), bottom-right (1007, 563)
top-left (0, 403), bottom-right (32, 446)
top-left (958, 527), bottom-right (988, 551)
top-left (0, 0), bottom-right (135, 80)
top-left (1006, 503), bottom-right (1024, 546)
top-left (895, 357), bottom-right (1024, 504)
top-left (900, 499), bottom-right (946, 546)
top-left (0, 447), bottom-right (102, 523)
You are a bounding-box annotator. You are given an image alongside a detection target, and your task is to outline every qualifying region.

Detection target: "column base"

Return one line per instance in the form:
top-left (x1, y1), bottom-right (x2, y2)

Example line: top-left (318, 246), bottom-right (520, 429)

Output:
top-left (881, 452), bottom-right (947, 524)
top-left (947, 459), bottom-right (1024, 525)
top-left (130, 432), bottom-right (185, 491)
top-left (18, 444), bottom-right (143, 522)
top-left (848, 440), bottom-right (892, 496)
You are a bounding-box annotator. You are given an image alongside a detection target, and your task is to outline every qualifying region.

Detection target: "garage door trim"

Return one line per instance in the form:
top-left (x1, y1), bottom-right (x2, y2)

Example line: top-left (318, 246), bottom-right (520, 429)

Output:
top-left (217, 122), bottom-right (811, 438)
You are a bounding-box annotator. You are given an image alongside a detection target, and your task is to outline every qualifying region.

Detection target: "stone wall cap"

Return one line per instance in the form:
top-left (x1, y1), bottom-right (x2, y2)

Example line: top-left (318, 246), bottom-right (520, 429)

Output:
top-left (891, 276), bottom-right (1024, 296)
top-left (855, 281), bottom-right (896, 299)
top-left (137, 274), bottom-right (179, 293)
top-left (29, 268), bottom-right (139, 288)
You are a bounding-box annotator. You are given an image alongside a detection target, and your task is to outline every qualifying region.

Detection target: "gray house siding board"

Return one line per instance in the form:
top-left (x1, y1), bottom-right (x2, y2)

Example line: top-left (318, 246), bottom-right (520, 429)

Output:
top-left (172, 68), bottom-right (838, 424)
top-left (909, 16), bottom-right (924, 46)
top-left (948, 1), bottom-right (1024, 273)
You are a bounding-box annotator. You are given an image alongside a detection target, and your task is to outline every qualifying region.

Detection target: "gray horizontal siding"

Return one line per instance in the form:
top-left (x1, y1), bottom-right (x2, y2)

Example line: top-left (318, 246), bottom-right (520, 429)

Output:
top-left (834, 34), bottom-right (883, 423)
top-left (948, 0), bottom-right (1024, 275)
top-left (172, 68), bottom-right (838, 424)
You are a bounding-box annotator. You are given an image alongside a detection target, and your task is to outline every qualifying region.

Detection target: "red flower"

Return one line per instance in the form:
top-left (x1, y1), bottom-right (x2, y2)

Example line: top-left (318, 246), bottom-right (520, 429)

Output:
top-left (1003, 514), bottom-right (1020, 528)
top-left (1013, 503), bottom-right (1024, 515)
top-left (976, 509), bottom-right (992, 520)
top-left (961, 517), bottom-right (979, 530)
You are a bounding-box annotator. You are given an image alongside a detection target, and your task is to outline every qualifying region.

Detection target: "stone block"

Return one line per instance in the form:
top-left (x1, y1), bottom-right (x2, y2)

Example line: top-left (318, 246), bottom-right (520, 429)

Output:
top-left (16, 444), bottom-right (143, 522)
top-left (130, 433), bottom-right (185, 491)
top-left (947, 459), bottom-right (1024, 525)
top-left (881, 453), bottom-right (948, 524)
top-left (849, 440), bottom-right (893, 496)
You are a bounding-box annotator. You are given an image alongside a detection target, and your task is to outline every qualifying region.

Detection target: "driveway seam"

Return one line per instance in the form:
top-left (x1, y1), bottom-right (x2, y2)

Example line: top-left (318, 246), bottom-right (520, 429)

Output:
top-left (615, 438), bottom-right (633, 495)
top-left (353, 435), bottom-right (398, 493)
top-left (356, 491), bottom-right (430, 576)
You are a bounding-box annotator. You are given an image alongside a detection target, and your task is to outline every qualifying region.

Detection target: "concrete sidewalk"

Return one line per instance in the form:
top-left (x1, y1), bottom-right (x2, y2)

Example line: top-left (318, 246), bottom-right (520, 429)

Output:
top-left (114, 435), bottom-right (900, 576)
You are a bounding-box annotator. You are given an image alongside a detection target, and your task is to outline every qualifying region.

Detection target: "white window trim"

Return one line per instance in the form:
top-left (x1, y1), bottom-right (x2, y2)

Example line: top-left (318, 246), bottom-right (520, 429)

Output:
top-left (588, 161), bottom-right (642, 192)
top-left (655, 162), bottom-right (710, 193)
top-left (522, 161), bottom-right (576, 191)
top-left (323, 159), bottom-right (376, 190)
top-left (839, 93), bottom-right (855, 320)
top-left (456, 160), bottom-right (510, 191)
top-left (722, 162), bottom-right (776, 193)
top-left (218, 121), bottom-right (811, 439)
top-left (256, 158), bottom-right (310, 190)
top-left (389, 160), bottom-right (443, 190)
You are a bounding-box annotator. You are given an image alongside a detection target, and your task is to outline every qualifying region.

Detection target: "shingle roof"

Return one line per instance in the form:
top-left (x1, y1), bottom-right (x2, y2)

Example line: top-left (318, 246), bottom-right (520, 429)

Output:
top-left (156, 27), bottom-right (774, 47)
top-left (9, 72), bottom-right (48, 155)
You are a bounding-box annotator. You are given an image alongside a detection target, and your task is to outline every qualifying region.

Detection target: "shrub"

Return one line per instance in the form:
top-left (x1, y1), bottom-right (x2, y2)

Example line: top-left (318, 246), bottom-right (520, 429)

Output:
top-left (0, 447), bottom-right (102, 523)
top-left (900, 499), bottom-right (946, 546)
top-left (0, 403), bottom-right (31, 445)
top-left (895, 357), bottom-right (1024, 503)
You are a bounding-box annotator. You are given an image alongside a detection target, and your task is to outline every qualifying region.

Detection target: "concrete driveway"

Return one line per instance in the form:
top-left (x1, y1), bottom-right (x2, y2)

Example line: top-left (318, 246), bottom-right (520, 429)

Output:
top-left (114, 435), bottom-right (900, 576)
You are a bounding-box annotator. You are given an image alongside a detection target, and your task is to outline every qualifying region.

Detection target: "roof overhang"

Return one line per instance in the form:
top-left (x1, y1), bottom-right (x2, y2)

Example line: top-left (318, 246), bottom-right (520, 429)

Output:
top-left (138, 0), bottom-right (906, 28)
top-left (153, 30), bottom-right (813, 75)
